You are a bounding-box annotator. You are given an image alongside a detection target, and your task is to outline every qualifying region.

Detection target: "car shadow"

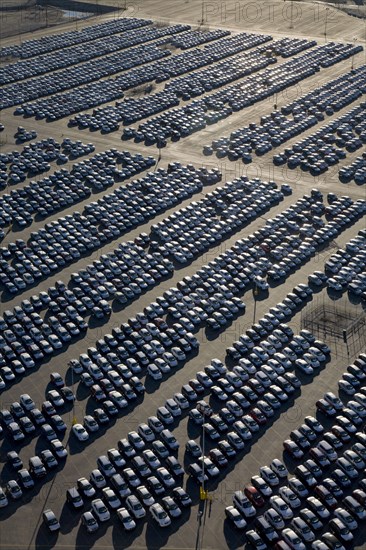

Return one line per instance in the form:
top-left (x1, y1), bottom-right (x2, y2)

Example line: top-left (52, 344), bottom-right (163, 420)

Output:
top-left (34, 523), bottom-right (60, 550)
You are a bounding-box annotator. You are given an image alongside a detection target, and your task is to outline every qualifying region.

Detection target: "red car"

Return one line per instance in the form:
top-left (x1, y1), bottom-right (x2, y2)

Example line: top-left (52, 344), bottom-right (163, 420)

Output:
top-left (249, 408), bottom-right (267, 426)
top-left (244, 485), bottom-right (265, 508)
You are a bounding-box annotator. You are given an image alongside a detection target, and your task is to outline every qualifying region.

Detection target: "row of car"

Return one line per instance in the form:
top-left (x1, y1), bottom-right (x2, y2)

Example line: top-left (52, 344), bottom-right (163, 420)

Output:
top-left (14, 126), bottom-right (37, 144)
top-left (72, 43), bottom-right (277, 133)
top-left (0, 188), bottom-right (360, 393)
top-left (0, 148), bottom-right (156, 231)
top-left (203, 66), bottom-right (365, 163)
top-left (0, 162), bottom-right (216, 292)
top-left (151, 178), bottom-right (284, 264)
top-left (322, 229), bottom-right (366, 296)
top-left (1, 41), bottom-right (171, 111)
top-left (278, 101), bottom-right (366, 177)
top-left (339, 152), bottom-right (366, 185)
top-left (1, 190), bottom-right (363, 401)
top-left (124, 43), bottom-right (362, 145)
top-left (0, 243), bottom-right (176, 389)
top-left (1, 24), bottom-right (189, 85)
top-left (170, 28), bottom-right (230, 49)
top-left (0, 137), bottom-right (95, 188)
top-left (0, 17), bottom-right (150, 59)
top-left (19, 31), bottom-right (273, 121)
top-left (337, 354), bottom-right (366, 398)
top-left (231, 375), bottom-right (366, 549)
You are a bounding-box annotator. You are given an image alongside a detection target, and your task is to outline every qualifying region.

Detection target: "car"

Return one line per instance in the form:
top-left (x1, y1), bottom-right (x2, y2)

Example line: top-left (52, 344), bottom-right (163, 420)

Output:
top-left (71, 423), bottom-right (89, 444)
top-left (115, 507), bottom-right (136, 532)
top-left (18, 468), bottom-right (35, 490)
top-left (19, 394), bottom-right (36, 411)
top-left (270, 458), bottom-right (288, 479)
top-left (224, 505), bottom-right (246, 529)
top-left (255, 515), bottom-right (279, 544)
top-left (244, 486), bottom-right (265, 508)
top-left (66, 487), bottom-right (84, 509)
top-left (245, 530), bottom-right (267, 550)
top-left (6, 479), bottom-right (23, 500)
top-left (305, 416), bottom-right (324, 434)
top-left (343, 495), bottom-right (366, 520)
top-left (91, 498), bottom-right (110, 522)
top-left (299, 508), bottom-right (323, 532)
top-left (172, 486), bottom-right (192, 508)
top-left (270, 495), bottom-right (293, 520)
top-left (333, 507), bottom-right (358, 531)
top-left (149, 502), bottom-right (171, 527)
top-left (322, 478), bottom-right (343, 499)
top-left (336, 457), bottom-right (358, 479)
top-left (283, 440), bottom-right (304, 459)
top-left (251, 475), bottom-right (273, 497)
top-left (90, 469), bottom-right (106, 489)
top-left (77, 477), bottom-right (96, 498)
top-left (83, 415), bottom-right (99, 434)
top-left (306, 496), bottom-right (331, 519)
top-left (7, 451), bottom-right (23, 470)
top-left (102, 487), bottom-right (121, 510)
top-left (314, 485), bottom-right (337, 509)
top-left (81, 511), bottom-right (99, 533)
top-left (279, 486), bottom-right (301, 509)
top-left (353, 487), bottom-right (366, 505)
top-left (50, 438), bottom-right (68, 458)
top-left (289, 478), bottom-right (309, 499)
top-left (329, 518), bottom-right (353, 543)
top-left (166, 455), bottom-right (184, 477)
top-left (264, 507), bottom-right (285, 530)
top-left (158, 429), bottom-right (178, 451)
top-left (50, 372), bottom-right (64, 388)
top-left (282, 528), bottom-right (306, 550)
top-left (260, 466), bottom-right (279, 487)
top-left (43, 509), bottom-right (60, 532)
top-left (232, 491), bottom-right (256, 518)
top-left (320, 532), bottom-right (347, 550)
top-left (127, 431), bottom-right (145, 451)
top-left (41, 449), bottom-right (58, 470)
top-left (157, 406), bottom-right (174, 425)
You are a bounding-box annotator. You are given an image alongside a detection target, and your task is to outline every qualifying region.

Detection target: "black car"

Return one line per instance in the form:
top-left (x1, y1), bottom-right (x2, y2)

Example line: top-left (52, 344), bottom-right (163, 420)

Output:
top-left (255, 515), bottom-right (280, 543)
top-left (7, 451), bottom-right (23, 470)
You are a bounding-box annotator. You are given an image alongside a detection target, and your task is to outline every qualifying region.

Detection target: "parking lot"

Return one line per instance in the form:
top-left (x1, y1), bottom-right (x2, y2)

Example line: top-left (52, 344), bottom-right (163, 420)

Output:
top-left (0, 2), bottom-right (365, 549)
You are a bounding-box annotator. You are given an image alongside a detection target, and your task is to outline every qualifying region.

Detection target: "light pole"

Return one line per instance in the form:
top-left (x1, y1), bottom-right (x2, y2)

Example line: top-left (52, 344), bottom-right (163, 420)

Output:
top-left (200, 402), bottom-right (212, 500)
top-left (324, 7), bottom-right (329, 43)
top-left (252, 286), bottom-right (259, 325)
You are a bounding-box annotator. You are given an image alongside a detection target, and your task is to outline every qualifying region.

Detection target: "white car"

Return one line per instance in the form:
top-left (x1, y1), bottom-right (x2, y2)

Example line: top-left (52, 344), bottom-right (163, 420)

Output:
top-left (91, 498), bottom-right (110, 522)
top-left (165, 398), bottom-right (182, 417)
top-left (90, 469), bottom-right (106, 489)
top-left (150, 502), bottom-right (171, 527)
top-left (279, 486), bottom-right (301, 509)
top-left (84, 415), bottom-right (99, 433)
top-left (117, 507), bottom-right (136, 531)
top-left (259, 466), bottom-right (279, 486)
top-left (147, 364), bottom-right (162, 380)
top-left (333, 507), bottom-right (358, 531)
top-left (145, 415), bottom-right (163, 435)
top-left (72, 424), bottom-right (89, 441)
top-left (142, 450), bottom-right (161, 470)
top-left (270, 458), bottom-right (288, 478)
top-left (126, 495), bottom-right (146, 519)
top-left (270, 495), bottom-right (294, 519)
top-left (102, 488), bottom-right (121, 510)
top-left (138, 423), bottom-right (155, 442)
top-left (173, 392), bottom-right (189, 410)
top-left (156, 467), bottom-right (175, 488)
